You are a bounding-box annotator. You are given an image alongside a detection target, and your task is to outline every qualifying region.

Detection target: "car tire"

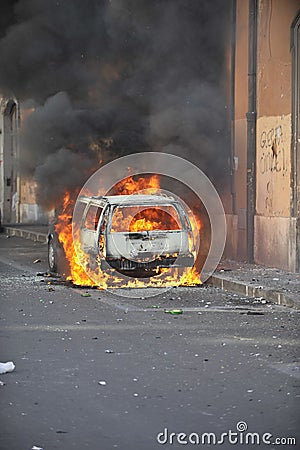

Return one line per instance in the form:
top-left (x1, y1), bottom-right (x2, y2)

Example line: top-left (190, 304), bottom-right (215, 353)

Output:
top-left (48, 237), bottom-right (58, 272)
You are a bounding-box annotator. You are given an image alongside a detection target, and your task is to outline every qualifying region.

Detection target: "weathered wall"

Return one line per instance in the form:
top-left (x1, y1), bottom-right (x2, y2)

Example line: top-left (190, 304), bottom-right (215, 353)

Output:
top-left (254, 216), bottom-right (297, 270)
top-left (254, 0), bottom-right (299, 271)
top-left (20, 178), bottom-right (51, 224)
top-left (256, 115), bottom-right (291, 216)
top-left (224, 0), bottom-right (249, 260)
top-left (0, 98), bottom-right (19, 224)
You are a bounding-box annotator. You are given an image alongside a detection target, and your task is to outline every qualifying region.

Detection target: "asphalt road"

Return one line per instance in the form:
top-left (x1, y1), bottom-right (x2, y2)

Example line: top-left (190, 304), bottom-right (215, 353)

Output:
top-left (0, 235), bottom-right (299, 450)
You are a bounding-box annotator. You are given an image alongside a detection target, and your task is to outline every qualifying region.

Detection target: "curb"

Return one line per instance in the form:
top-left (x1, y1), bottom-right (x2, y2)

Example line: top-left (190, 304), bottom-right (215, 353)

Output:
top-left (208, 275), bottom-right (300, 310)
top-left (3, 226), bottom-right (48, 244)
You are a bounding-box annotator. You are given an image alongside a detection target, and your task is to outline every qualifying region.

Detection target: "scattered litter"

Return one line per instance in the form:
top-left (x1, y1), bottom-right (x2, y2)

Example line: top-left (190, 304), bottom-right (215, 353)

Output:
top-left (98, 380), bottom-right (107, 386)
top-left (31, 446), bottom-right (43, 450)
top-left (247, 389), bottom-right (254, 393)
top-left (105, 349), bottom-right (114, 354)
top-left (0, 361), bottom-right (15, 374)
top-left (33, 259), bottom-right (41, 264)
top-left (147, 305), bottom-right (160, 309)
top-left (0, 381), bottom-right (5, 386)
top-left (164, 309), bottom-right (183, 315)
top-left (92, 337), bottom-right (98, 340)
top-left (48, 287), bottom-right (55, 292)
top-left (56, 430), bottom-right (68, 434)
top-left (272, 278), bottom-right (279, 281)
top-left (246, 311), bottom-right (264, 316)
top-left (81, 293), bottom-right (91, 297)
top-left (133, 393), bottom-right (139, 397)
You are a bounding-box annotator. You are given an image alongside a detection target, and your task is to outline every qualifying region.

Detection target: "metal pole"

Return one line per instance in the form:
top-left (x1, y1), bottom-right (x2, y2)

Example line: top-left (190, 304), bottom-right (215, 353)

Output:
top-left (246, 0), bottom-right (258, 263)
top-left (230, 0), bottom-right (237, 216)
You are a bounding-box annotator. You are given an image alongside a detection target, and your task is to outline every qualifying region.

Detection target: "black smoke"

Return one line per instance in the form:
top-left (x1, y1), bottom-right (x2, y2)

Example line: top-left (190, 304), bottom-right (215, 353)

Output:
top-left (0, 0), bottom-right (231, 209)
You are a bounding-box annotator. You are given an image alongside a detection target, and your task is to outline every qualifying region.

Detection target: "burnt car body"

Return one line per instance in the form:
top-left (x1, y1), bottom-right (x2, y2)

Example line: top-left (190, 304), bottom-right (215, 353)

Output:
top-left (48, 194), bottom-right (195, 276)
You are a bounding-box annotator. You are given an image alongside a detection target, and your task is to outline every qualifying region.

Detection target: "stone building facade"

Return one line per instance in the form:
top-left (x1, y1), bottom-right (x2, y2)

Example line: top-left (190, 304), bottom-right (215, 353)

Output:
top-left (225, 0), bottom-right (300, 272)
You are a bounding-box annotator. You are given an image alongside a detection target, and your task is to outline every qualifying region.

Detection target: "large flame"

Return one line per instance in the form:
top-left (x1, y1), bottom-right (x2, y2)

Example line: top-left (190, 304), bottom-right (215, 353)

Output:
top-left (55, 192), bottom-right (96, 286)
top-left (55, 174), bottom-right (202, 288)
top-left (111, 206), bottom-right (182, 233)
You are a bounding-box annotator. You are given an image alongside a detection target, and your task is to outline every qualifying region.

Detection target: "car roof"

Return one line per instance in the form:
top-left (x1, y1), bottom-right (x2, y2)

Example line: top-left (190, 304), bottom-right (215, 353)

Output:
top-left (78, 194), bottom-right (178, 206)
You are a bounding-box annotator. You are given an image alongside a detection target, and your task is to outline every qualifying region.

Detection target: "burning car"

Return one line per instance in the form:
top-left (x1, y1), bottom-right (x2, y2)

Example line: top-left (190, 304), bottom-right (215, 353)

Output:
top-left (48, 194), bottom-right (195, 277)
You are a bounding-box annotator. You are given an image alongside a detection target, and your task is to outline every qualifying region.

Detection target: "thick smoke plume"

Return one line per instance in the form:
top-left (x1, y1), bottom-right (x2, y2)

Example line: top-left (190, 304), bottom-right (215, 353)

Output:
top-left (0, 0), bottom-right (231, 209)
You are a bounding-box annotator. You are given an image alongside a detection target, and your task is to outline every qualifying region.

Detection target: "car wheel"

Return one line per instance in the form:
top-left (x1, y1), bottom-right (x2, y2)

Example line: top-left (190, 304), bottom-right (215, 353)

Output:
top-left (48, 237), bottom-right (58, 272)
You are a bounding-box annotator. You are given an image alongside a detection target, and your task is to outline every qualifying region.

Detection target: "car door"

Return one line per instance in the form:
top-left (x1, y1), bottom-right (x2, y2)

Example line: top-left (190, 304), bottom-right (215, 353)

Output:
top-left (80, 203), bottom-right (103, 254)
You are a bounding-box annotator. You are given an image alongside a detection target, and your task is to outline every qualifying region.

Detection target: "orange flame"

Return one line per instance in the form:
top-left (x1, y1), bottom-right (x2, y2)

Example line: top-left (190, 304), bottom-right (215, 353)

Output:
top-left (113, 174), bottom-right (160, 195)
top-left (55, 193), bottom-right (96, 286)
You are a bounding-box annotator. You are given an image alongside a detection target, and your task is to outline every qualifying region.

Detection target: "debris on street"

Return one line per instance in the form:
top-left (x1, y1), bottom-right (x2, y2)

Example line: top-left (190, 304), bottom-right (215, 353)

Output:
top-left (0, 361), bottom-right (15, 374)
top-left (164, 309), bottom-right (183, 315)
top-left (33, 259), bottom-right (41, 264)
top-left (98, 380), bottom-right (107, 386)
top-left (81, 293), bottom-right (91, 297)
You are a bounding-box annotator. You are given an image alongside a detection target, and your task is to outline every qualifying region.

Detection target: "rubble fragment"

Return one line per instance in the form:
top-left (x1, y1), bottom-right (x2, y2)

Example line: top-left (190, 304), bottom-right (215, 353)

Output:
top-left (164, 309), bottom-right (183, 315)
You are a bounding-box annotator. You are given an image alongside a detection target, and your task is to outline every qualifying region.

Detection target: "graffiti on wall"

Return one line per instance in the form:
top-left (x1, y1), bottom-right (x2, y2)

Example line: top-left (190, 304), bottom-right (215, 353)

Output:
top-left (259, 125), bottom-right (288, 175)
top-left (256, 116), bottom-right (291, 217)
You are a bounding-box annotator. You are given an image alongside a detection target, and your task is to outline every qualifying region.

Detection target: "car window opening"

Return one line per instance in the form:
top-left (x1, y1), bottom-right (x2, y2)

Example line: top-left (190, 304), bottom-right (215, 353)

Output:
top-left (84, 205), bottom-right (103, 231)
top-left (111, 205), bottom-right (182, 232)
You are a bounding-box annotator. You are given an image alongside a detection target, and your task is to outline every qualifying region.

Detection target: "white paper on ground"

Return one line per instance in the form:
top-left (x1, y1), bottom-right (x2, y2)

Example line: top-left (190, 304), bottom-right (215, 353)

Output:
top-left (0, 362), bottom-right (15, 374)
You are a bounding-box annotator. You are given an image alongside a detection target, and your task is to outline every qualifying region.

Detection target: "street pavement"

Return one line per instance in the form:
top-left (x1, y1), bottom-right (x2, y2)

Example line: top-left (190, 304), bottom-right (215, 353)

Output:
top-left (0, 235), bottom-right (299, 450)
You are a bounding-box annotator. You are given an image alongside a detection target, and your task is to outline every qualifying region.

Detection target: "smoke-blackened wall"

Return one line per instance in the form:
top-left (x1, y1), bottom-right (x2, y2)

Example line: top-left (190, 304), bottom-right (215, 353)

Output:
top-left (0, 0), bottom-right (231, 209)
